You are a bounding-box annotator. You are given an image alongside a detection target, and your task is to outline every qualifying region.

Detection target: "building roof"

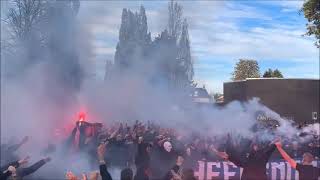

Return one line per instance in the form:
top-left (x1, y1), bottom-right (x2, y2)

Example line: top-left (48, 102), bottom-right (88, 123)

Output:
top-left (192, 88), bottom-right (210, 98)
top-left (191, 87), bottom-right (213, 104)
top-left (215, 95), bottom-right (224, 103)
top-left (224, 78), bottom-right (320, 84)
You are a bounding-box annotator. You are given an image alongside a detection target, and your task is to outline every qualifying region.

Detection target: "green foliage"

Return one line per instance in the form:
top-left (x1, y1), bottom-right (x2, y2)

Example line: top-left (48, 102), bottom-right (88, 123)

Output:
top-left (263, 68), bottom-right (273, 78)
top-left (272, 69), bottom-right (283, 78)
top-left (263, 68), bottom-right (283, 78)
top-left (232, 59), bottom-right (260, 81)
top-left (302, 0), bottom-right (320, 47)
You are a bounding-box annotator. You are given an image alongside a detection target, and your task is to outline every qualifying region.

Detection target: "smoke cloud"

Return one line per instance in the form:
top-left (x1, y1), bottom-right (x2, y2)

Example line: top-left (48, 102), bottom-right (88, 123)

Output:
top-left (1, 1), bottom-right (318, 178)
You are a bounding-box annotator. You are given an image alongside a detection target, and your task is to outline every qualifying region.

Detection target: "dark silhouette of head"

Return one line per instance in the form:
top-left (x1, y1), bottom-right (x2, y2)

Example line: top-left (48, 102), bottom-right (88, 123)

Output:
top-left (252, 143), bottom-right (259, 151)
top-left (121, 168), bottom-right (133, 180)
top-left (182, 168), bottom-right (196, 180)
top-left (302, 152), bottom-right (314, 165)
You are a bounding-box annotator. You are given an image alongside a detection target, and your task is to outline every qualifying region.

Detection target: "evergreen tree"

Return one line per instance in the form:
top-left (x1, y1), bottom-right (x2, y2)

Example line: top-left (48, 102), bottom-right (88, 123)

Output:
top-left (272, 69), bottom-right (283, 78)
top-left (168, 0), bottom-right (182, 40)
top-left (114, 7), bottom-right (151, 70)
top-left (176, 18), bottom-right (193, 88)
top-left (263, 68), bottom-right (283, 78)
top-left (263, 69), bottom-right (273, 78)
top-left (150, 30), bottom-right (178, 86)
top-left (104, 60), bottom-right (114, 81)
top-left (113, 2), bottom-right (194, 93)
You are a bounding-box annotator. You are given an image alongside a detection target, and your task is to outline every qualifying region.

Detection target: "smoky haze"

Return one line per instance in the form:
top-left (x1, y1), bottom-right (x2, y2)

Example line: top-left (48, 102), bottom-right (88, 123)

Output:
top-left (1, 0), bottom-right (318, 178)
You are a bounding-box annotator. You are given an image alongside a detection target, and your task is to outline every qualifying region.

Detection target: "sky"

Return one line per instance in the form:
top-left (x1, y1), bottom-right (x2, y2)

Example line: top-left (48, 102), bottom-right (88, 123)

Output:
top-left (2, 0), bottom-right (319, 93)
top-left (78, 0), bottom-right (319, 94)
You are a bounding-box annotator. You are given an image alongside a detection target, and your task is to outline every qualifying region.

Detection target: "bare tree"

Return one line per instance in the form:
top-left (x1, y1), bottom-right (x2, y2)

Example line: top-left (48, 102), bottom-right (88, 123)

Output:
top-left (1, 0), bottom-right (49, 77)
top-left (4, 0), bottom-right (48, 42)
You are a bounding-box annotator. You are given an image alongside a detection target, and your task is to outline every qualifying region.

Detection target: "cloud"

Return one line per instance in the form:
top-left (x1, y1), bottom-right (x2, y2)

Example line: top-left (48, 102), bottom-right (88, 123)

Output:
top-left (253, 1), bottom-right (304, 13)
top-left (275, 1), bottom-right (304, 11)
top-left (94, 47), bottom-right (115, 56)
top-left (77, 1), bottom-right (318, 94)
top-left (195, 24), bottom-right (317, 62)
top-left (185, 1), bottom-right (318, 93)
top-left (184, 1), bottom-right (317, 63)
top-left (78, 1), bottom-right (168, 73)
top-left (281, 62), bottom-right (320, 78)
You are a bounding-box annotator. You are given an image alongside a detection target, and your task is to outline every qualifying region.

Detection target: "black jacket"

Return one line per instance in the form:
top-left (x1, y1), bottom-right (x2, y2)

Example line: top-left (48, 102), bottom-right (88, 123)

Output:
top-left (163, 164), bottom-right (181, 180)
top-left (135, 142), bottom-right (150, 169)
top-left (17, 159), bottom-right (47, 178)
top-left (99, 163), bottom-right (112, 180)
top-left (0, 160), bottom-right (46, 180)
top-left (227, 143), bottom-right (276, 180)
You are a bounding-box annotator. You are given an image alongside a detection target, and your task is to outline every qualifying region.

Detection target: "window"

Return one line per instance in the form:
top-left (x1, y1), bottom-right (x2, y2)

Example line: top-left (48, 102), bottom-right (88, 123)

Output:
top-left (283, 116), bottom-right (294, 121)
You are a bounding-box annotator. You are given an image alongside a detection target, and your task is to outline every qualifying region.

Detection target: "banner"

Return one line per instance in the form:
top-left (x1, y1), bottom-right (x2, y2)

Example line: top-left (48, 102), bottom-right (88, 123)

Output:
top-left (193, 160), bottom-right (320, 180)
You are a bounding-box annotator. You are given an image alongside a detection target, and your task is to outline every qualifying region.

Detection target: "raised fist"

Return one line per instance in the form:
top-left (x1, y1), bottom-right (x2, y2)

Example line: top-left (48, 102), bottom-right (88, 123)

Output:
top-left (21, 136), bottom-right (29, 144)
top-left (18, 156), bottom-right (30, 166)
top-left (43, 157), bottom-right (51, 163)
top-left (66, 171), bottom-right (78, 180)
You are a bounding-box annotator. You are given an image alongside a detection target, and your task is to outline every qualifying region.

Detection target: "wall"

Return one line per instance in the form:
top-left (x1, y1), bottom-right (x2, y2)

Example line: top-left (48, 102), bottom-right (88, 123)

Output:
top-left (223, 79), bottom-right (320, 124)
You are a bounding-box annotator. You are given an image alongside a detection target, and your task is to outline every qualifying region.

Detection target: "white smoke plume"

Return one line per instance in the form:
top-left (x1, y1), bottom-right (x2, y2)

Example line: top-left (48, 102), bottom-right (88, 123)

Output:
top-left (1, 0), bottom-right (318, 179)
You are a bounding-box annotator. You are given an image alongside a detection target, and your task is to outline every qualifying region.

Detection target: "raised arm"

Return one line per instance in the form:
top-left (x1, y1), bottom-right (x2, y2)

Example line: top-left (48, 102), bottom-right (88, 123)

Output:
top-left (0, 156), bottom-right (30, 172)
top-left (97, 143), bottom-right (112, 180)
top-left (275, 141), bottom-right (297, 169)
top-left (7, 136), bottom-right (29, 152)
top-left (19, 157), bottom-right (51, 177)
top-left (210, 145), bottom-right (229, 160)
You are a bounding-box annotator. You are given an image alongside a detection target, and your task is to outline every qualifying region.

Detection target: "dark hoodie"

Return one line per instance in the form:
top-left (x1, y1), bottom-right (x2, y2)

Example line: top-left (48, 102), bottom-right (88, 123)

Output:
top-left (163, 164), bottom-right (182, 180)
top-left (151, 144), bottom-right (177, 179)
top-left (135, 142), bottom-right (151, 169)
top-left (134, 142), bottom-right (151, 180)
top-left (226, 139), bottom-right (276, 180)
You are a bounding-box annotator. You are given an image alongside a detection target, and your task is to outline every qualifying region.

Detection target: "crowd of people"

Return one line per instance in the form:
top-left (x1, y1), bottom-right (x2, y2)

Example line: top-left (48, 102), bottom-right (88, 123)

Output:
top-left (1, 120), bottom-right (320, 180)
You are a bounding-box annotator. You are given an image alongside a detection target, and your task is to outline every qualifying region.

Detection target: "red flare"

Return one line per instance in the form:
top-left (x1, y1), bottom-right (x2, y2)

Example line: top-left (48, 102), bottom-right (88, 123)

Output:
top-left (78, 112), bottom-right (86, 122)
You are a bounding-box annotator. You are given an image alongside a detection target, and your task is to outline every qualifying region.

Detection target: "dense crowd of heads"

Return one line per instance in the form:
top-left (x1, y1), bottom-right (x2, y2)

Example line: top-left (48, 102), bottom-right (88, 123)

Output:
top-left (1, 120), bottom-right (319, 180)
